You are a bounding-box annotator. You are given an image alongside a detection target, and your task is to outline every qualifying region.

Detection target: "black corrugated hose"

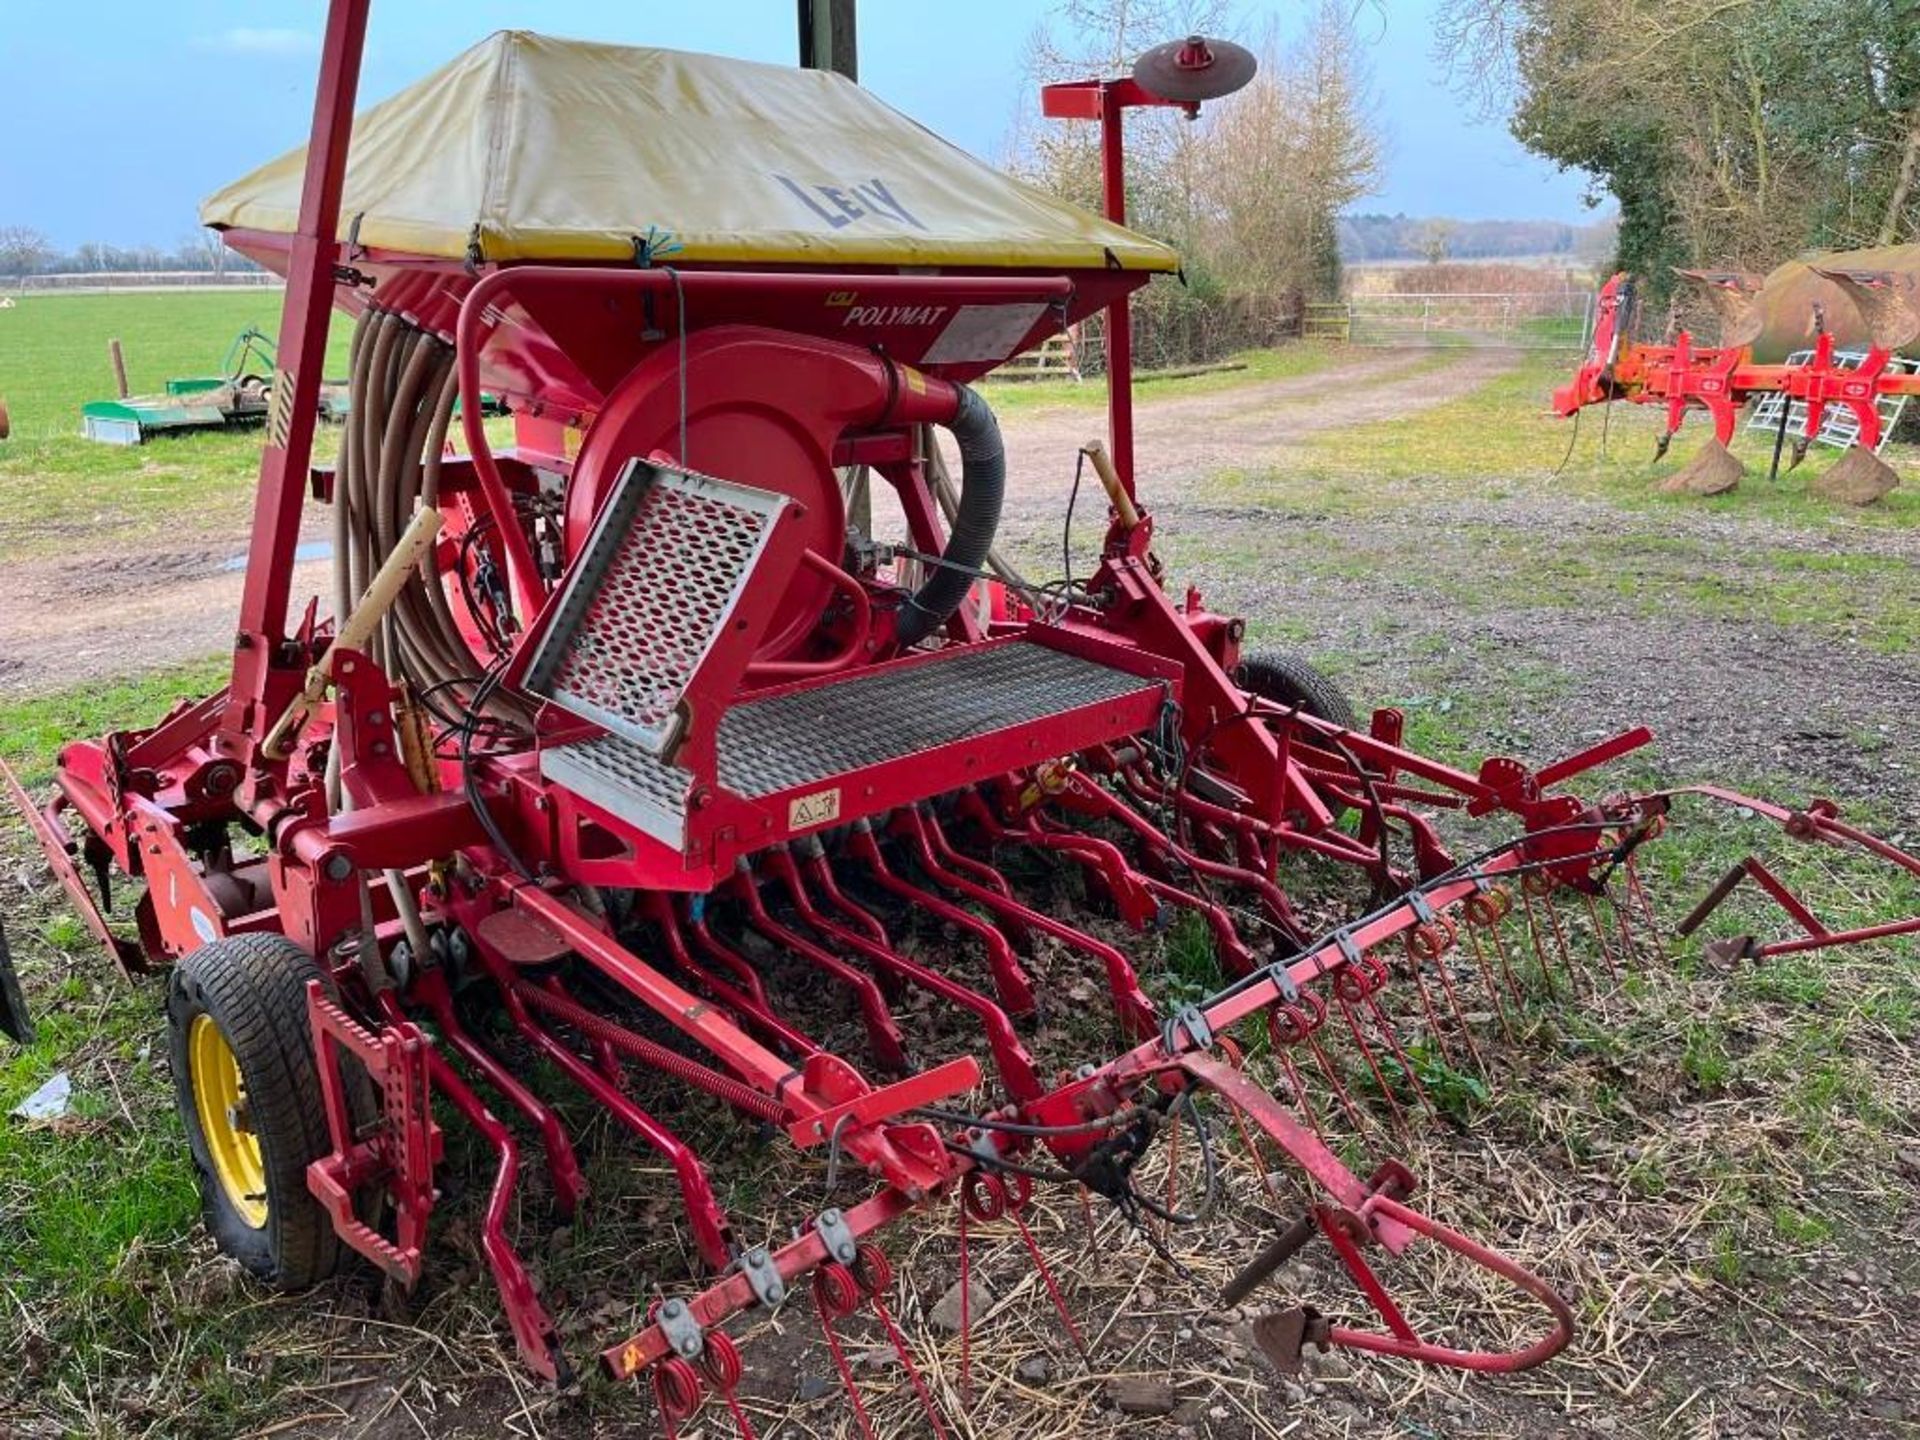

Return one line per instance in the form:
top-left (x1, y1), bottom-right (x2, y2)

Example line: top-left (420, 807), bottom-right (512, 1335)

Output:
top-left (895, 383), bottom-right (1005, 646)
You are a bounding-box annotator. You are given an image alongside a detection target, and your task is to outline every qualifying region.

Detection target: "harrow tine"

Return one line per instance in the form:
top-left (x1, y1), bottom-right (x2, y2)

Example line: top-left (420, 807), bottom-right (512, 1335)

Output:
top-left (1352, 963), bottom-right (1433, 1117)
top-left (1301, 1009), bottom-right (1372, 1135)
top-left (1490, 897), bottom-right (1537, 1004)
top-left (651, 1355), bottom-right (706, 1440)
top-left (968, 1171), bottom-right (1090, 1361)
top-left (1412, 925), bottom-right (1490, 1080)
top-left (1581, 891), bottom-right (1623, 982)
top-left (1460, 923), bottom-right (1518, 1044)
top-left (1608, 886), bottom-right (1640, 971)
top-left (1626, 857), bottom-right (1668, 964)
top-left (813, 1264), bottom-right (882, 1440)
top-left (957, 1185), bottom-right (974, 1402)
top-left (854, 1245), bottom-right (953, 1440)
top-left (1161, 1105), bottom-right (1182, 1245)
top-left (1401, 942), bottom-right (1461, 1072)
top-left (707, 1343), bottom-right (759, 1440)
top-left (1334, 988), bottom-right (1409, 1130)
top-left (1216, 1039), bottom-right (1282, 1203)
top-left (1515, 887), bottom-right (1568, 1000)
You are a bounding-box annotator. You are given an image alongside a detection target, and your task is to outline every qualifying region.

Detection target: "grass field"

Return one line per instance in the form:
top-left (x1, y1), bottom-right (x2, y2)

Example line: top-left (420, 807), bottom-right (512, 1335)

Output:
top-left (3, 296), bottom-right (1920, 1437)
top-left (0, 293), bottom-right (354, 554)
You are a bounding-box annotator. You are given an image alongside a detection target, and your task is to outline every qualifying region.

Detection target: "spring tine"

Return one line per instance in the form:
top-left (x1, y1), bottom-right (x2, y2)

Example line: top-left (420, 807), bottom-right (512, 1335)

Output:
top-left (721, 1392), bottom-right (757, 1440)
top-left (957, 1190), bottom-right (976, 1403)
top-left (1402, 950), bottom-right (1459, 1070)
top-left (1304, 1028), bottom-right (1368, 1134)
top-left (1627, 857), bottom-right (1668, 965)
top-left (1215, 1049), bottom-right (1282, 1203)
top-left (1010, 1198), bottom-right (1089, 1360)
top-left (1533, 883), bottom-right (1580, 988)
top-left (857, 1251), bottom-right (952, 1440)
top-left (1582, 892), bottom-right (1623, 982)
top-left (1488, 907), bottom-right (1533, 1006)
top-left (1162, 1108), bottom-right (1182, 1247)
top-left (1609, 887), bottom-right (1639, 972)
top-left (1462, 925), bottom-right (1517, 1043)
top-left (1336, 994), bottom-right (1408, 1129)
top-left (1422, 939), bottom-right (1490, 1079)
top-left (1265, 1021), bottom-right (1325, 1137)
top-left (1360, 983), bottom-right (1433, 1116)
top-left (1515, 889), bottom-right (1565, 1000)
top-left (813, 1269), bottom-right (881, 1440)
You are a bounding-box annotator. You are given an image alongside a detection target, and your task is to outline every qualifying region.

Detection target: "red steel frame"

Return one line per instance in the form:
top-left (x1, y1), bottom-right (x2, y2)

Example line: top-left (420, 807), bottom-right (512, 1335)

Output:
top-left (17, 1), bottom-right (1920, 1418)
top-left (1553, 272), bottom-right (1920, 450)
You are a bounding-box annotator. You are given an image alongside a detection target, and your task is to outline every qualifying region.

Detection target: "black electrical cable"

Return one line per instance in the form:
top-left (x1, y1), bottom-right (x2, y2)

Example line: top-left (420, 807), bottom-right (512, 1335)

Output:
top-left (1193, 820), bottom-right (1648, 1019)
top-left (940, 1140), bottom-right (1080, 1186)
top-left (1060, 448), bottom-right (1088, 597)
top-left (1122, 1089), bottom-right (1219, 1226)
top-left (1550, 402), bottom-right (1583, 478)
top-left (912, 1104), bottom-right (1141, 1139)
top-left (456, 659), bottom-right (537, 882)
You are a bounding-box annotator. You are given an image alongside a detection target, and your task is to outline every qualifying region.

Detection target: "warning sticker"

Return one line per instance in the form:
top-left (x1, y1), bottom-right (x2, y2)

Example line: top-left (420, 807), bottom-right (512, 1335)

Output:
top-left (922, 302), bottom-right (1050, 365)
top-left (788, 788), bottom-right (843, 832)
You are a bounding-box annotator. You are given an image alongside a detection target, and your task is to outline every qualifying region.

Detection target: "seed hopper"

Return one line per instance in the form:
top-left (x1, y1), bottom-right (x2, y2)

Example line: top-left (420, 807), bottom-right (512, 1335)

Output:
top-left (11, 8), bottom-right (1920, 1433)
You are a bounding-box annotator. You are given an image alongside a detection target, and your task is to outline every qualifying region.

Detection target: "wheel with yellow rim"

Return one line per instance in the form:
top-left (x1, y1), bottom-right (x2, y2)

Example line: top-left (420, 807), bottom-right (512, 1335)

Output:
top-left (167, 934), bottom-right (343, 1288)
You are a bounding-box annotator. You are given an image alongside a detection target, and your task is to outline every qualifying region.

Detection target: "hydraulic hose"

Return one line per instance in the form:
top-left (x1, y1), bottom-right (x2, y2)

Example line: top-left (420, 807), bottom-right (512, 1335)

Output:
top-left (334, 307), bottom-right (529, 733)
top-left (896, 382), bottom-right (1005, 647)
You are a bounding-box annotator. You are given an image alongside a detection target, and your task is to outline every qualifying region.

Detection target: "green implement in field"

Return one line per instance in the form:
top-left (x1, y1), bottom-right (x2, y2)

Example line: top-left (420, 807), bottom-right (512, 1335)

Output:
top-left (81, 326), bottom-right (282, 446)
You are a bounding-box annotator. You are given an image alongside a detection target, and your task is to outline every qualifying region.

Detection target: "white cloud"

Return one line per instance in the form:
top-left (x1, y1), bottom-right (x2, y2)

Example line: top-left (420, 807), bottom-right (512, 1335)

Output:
top-left (193, 27), bottom-right (318, 57)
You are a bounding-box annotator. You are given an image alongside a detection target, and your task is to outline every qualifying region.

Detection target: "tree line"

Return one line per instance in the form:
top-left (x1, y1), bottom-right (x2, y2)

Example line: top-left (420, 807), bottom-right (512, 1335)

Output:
top-left (1339, 213), bottom-right (1617, 263)
top-left (0, 226), bottom-right (264, 279)
top-left (1438, 0), bottom-right (1920, 303)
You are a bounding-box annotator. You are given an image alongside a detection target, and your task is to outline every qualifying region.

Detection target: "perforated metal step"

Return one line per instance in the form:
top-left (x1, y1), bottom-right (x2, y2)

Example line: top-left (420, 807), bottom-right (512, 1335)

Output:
top-left (523, 458), bottom-right (792, 757)
top-left (542, 640), bottom-right (1164, 849)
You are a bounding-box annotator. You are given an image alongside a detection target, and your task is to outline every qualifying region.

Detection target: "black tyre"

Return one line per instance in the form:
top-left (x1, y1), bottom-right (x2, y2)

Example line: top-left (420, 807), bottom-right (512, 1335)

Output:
top-left (167, 933), bottom-right (343, 1289)
top-left (1238, 650), bottom-right (1359, 731)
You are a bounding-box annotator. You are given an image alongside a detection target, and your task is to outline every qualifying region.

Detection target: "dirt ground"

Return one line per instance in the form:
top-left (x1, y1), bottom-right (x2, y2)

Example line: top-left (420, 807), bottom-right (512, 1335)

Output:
top-left (6, 347), bottom-right (1920, 1440)
top-left (0, 348), bottom-right (1481, 698)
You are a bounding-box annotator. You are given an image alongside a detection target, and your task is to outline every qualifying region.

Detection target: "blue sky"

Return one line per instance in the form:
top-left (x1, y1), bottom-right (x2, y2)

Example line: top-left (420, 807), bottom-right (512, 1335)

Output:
top-left (0, 0), bottom-right (1597, 250)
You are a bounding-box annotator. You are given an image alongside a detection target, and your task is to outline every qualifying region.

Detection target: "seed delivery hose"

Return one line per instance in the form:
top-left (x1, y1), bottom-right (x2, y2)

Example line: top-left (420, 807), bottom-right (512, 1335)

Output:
top-left (334, 307), bottom-right (528, 731)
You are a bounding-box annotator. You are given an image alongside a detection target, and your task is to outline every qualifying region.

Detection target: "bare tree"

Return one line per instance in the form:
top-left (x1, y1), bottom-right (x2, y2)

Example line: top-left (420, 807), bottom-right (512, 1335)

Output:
top-left (1418, 218), bottom-right (1457, 265)
top-left (0, 225), bottom-right (52, 279)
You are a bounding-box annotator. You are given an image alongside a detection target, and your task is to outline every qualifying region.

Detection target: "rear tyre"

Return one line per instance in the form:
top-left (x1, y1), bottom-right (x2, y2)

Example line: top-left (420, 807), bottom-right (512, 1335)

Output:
top-left (167, 933), bottom-right (342, 1289)
top-left (1237, 650), bottom-right (1359, 731)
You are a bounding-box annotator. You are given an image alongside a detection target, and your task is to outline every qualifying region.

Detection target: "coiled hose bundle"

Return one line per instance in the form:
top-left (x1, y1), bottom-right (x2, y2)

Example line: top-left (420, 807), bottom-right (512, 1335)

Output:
top-left (333, 307), bottom-right (529, 732)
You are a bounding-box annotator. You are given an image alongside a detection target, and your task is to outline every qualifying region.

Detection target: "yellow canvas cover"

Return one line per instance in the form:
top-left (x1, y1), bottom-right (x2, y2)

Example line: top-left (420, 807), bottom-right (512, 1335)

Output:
top-left (200, 31), bottom-right (1179, 274)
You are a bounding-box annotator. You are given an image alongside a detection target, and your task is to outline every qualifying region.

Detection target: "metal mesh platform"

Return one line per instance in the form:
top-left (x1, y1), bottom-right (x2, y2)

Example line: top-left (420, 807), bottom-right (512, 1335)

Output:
top-left (542, 641), bottom-right (1163, 848)
top-left (523, 458), bottom-right (791, 755)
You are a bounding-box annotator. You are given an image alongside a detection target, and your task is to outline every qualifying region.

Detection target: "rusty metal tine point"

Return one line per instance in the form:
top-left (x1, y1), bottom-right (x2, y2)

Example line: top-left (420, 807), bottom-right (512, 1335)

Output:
top-left (1463, 925), bottom-right (1518, 1044)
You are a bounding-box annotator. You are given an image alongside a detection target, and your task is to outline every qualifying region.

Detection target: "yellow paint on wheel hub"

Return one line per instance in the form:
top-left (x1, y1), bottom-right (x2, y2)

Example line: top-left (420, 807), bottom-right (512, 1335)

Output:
top-left (188, 1013), bottom-right (267, 1228)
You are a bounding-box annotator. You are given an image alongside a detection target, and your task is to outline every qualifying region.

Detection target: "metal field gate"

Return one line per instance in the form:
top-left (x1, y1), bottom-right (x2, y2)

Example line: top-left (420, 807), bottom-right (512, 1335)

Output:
top-left (1319, 291), bottom-right (1597, 350)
